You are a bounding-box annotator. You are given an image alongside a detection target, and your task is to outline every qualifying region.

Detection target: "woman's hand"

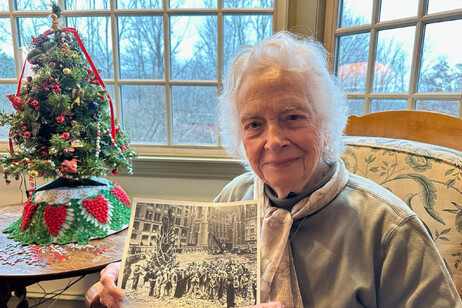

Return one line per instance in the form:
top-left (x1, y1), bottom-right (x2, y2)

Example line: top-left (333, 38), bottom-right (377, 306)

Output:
top-left (99, 262), bottom-right (123, 308)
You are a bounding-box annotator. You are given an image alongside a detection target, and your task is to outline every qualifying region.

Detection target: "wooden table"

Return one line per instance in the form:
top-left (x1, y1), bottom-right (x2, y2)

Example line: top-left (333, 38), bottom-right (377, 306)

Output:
top-left (0, 204), bottom-right (127, 308)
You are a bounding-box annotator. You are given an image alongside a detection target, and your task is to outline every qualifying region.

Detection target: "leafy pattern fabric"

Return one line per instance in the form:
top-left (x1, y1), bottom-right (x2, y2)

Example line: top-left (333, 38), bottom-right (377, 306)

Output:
top-left (341, 136), bottom-right (462, 294)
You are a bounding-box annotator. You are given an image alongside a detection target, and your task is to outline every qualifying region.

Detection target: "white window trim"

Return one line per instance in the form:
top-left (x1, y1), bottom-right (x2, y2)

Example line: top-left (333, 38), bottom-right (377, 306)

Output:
top-left (324, 0), bottom-right (462, 118)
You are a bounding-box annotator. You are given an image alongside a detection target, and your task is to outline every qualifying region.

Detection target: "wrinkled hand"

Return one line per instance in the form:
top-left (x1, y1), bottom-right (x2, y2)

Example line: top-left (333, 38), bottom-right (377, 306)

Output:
top-left (251, 302), bottom-right (286, 308)
top-left (99, 262), bottom-right (123, 308)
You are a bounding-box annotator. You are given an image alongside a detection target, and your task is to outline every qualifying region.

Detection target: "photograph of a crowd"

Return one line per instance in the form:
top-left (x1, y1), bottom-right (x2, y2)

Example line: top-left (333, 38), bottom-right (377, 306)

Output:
top-left (119, 199), bottom-right (259, 308)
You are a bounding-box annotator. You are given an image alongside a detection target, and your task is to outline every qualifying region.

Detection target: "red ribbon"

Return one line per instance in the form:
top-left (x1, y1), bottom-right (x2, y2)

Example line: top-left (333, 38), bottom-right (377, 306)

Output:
top-left (19, 27), bottom-right (117, 143)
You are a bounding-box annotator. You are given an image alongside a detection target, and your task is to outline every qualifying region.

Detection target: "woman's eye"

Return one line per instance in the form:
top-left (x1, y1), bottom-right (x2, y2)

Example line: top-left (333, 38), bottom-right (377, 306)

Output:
top-left (246, 121), bottom-right (260, 129)
top-left (288, 114), bottom-right (301, 121)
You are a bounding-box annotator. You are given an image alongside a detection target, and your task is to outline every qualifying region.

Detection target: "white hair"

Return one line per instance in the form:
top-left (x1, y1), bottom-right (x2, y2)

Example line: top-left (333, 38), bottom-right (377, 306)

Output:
top-left (217, 31), bottom-right (348, 165)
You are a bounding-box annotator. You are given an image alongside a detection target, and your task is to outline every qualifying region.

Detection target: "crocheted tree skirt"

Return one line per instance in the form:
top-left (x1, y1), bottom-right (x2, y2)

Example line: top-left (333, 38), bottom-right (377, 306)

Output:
top-left (2, 177), bottom-right (132, 245)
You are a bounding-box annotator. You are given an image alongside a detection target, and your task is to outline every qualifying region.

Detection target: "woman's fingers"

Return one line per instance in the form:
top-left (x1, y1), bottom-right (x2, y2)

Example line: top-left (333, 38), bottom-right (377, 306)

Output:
top-left (99, 262), bottom-right (123, 307)
top-left (100, 261), bottom-right (121, 280)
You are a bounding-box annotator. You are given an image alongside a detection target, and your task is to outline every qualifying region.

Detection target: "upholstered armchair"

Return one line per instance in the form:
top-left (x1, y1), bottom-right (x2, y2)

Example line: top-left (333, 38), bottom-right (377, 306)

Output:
top-left (342, 111), bottom-right (462, 295)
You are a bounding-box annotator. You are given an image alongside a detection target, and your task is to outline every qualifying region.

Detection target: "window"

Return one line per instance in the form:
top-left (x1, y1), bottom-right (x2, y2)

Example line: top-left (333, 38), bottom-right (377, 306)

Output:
top-left (0, 0), bottom-right (284, 158)
top-left (143, 223), bottom-right (151, 231)
top-left (325, 0), bottom-right (462, 118)
top-left (135, 207), bottom-right (141, 217)
top-left (145, 210), bottom-right (153, 220)
top-left (154, 212), bottom-right (161, 221)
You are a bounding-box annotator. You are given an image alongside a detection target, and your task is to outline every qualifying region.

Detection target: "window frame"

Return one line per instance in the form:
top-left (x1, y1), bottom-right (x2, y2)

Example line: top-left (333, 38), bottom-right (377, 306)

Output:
top-left (0, 0), bottom-right (290, 178)
top-left (324, 0), bottom-right (462, 118)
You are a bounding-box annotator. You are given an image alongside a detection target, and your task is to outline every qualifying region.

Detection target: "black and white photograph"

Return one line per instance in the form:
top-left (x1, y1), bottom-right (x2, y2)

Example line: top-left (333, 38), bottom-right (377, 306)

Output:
top-left (118, 198), bottom-right (259, 308)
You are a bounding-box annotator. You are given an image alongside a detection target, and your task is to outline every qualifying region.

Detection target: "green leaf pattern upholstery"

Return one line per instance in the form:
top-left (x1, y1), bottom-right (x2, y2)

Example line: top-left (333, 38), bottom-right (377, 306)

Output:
top-left (341, 136), bottom-right (462, 294)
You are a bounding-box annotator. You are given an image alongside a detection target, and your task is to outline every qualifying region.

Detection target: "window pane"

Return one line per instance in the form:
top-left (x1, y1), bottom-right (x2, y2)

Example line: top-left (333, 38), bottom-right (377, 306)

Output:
top-left (380, 0), bottom-right (418, 21)
top-left (373, 27), bottom-right (415, 92)
top-left (336, 33), bottom-right (370, 92)
top-left (339, 0), bottom-right (372, 27)
top-left (67, 17), bottom-right (113, 79)
top-left (118, 16), bottom-right (164, 79)
top-left (224, 0), bottom-right (272, 9)
top-left (65, 0), bottom-right (108, 10)
top-left (105, 84), bottom-right (115, 101)
top-left (223, 14), bottom-right (272, 74)
top-left (117, 0), bottom-right (162, 9)
top-left (0, 84), bottom-right (19, 140)
top-left (16, 0), bottom-right (48, 10)
top-left (170, 0), bottom-right (216, 9)
top-left (0, 0), bottom-right (7, 10)
top-left (0, 19), bottom-right (15, 78)
top-left (418, 20), bottom-right (462, 93)
top-left (416, 100), bottom-right (459, 117)
top-left (171, 86), bottom-right (217, 145)
top-left (370, 100), bottom-right (407, 112)
top-left (170, 15), bottom-right (216, 80)
top-left (346, 99), bottom-right (364, 116)
top-left (121, 85), bottom-right (166, 143)
top-left (428, 0), bottom-right (462, 14)
top-left (17, 18), bottom-right (49, 48)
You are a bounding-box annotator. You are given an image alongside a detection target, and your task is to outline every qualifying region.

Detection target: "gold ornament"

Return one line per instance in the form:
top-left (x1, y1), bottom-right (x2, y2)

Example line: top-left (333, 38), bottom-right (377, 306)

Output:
top-left (61, 42), bottom-right (70, 55)
top-left (30, 170), bottom-right (39, 177)
top-left (51, 13), bottom-right (61, 31)
top-left (71, 84), bottom-right (84, 105)
top-left (63, 68), bottom-right (70, 74)
top-left (71, 140), bottom-right (84, 148)
top-left (34, 74), bottom-right (41, 81)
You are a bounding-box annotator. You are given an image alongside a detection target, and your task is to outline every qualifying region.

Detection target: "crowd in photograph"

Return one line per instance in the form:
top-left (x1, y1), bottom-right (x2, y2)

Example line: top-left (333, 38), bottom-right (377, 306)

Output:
top-left (122, 257), bottom-right (257, 307)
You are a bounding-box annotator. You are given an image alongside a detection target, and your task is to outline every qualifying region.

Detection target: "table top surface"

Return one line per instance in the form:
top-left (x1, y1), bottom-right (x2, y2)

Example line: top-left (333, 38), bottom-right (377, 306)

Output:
top-left (0, 203), bottom-right (127, 285)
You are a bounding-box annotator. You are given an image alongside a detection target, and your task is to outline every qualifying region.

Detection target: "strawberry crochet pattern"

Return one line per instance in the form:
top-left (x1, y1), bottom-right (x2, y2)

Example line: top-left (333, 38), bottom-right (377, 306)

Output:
top-left (110, 186), bottom-right (131, 208)
top-left (83, 195), bottom-right (108, 224)
top-left (44, 204), bottom-right (67, 236)
top-left (20, 201), bottom-right (38, 231)
top-left (3, 178), bottom-right (132, 245)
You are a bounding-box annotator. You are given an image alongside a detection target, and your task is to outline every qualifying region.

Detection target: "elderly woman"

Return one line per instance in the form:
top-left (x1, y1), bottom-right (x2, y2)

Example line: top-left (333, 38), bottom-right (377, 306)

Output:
top-left (97, 31), bottom-right (461, 307)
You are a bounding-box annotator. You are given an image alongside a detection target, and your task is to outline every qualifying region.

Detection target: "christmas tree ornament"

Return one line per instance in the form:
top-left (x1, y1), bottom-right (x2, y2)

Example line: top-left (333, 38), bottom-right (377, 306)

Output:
top-left (89, 101), bottom-right (98, 110)
top-left (0, 1), bottom-right (137, 245)
top-left (6, 94), bottom-right (24, 111)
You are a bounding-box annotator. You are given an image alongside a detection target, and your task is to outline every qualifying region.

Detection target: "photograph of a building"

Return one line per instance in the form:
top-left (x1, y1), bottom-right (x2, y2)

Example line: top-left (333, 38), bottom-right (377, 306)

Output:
top-left (119, 199), bottom-right (259, 308)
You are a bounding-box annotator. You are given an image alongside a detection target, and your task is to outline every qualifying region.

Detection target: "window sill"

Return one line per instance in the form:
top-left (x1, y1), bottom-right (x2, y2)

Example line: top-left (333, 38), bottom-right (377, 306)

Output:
top-left (128, 156), bottom-right (246, 180)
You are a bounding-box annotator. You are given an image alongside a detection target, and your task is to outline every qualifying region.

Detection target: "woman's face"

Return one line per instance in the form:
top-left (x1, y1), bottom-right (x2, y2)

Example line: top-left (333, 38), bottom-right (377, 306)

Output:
top-left (237, 66), bottom-right (326, 198)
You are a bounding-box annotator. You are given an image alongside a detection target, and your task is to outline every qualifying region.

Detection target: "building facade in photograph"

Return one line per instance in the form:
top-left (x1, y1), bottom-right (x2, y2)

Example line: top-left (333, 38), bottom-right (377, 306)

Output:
top-left (129, 202), bottom-right (257, 254)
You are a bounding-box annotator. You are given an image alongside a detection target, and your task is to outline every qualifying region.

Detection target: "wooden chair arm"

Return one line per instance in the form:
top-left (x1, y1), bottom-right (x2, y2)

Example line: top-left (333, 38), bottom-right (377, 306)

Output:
top-left (85, 281), bottom-right (106, 308)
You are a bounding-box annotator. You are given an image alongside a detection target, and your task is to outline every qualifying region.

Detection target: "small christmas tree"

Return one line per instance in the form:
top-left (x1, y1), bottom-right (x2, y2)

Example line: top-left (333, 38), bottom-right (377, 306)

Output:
top-left (0, 2), bottom-right (137, 245)
top-left (152, 206), bottom-right (177, 268)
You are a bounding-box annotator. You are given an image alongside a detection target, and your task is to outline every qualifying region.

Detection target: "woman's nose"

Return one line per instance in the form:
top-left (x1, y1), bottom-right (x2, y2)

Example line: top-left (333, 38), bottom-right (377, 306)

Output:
top-left (264, 125), bottom-right (288, 152)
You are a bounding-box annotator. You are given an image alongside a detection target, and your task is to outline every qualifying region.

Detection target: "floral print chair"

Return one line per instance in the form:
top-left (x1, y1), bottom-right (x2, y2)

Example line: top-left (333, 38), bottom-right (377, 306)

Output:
top-left (341, 135), bottom-right (462, 295)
